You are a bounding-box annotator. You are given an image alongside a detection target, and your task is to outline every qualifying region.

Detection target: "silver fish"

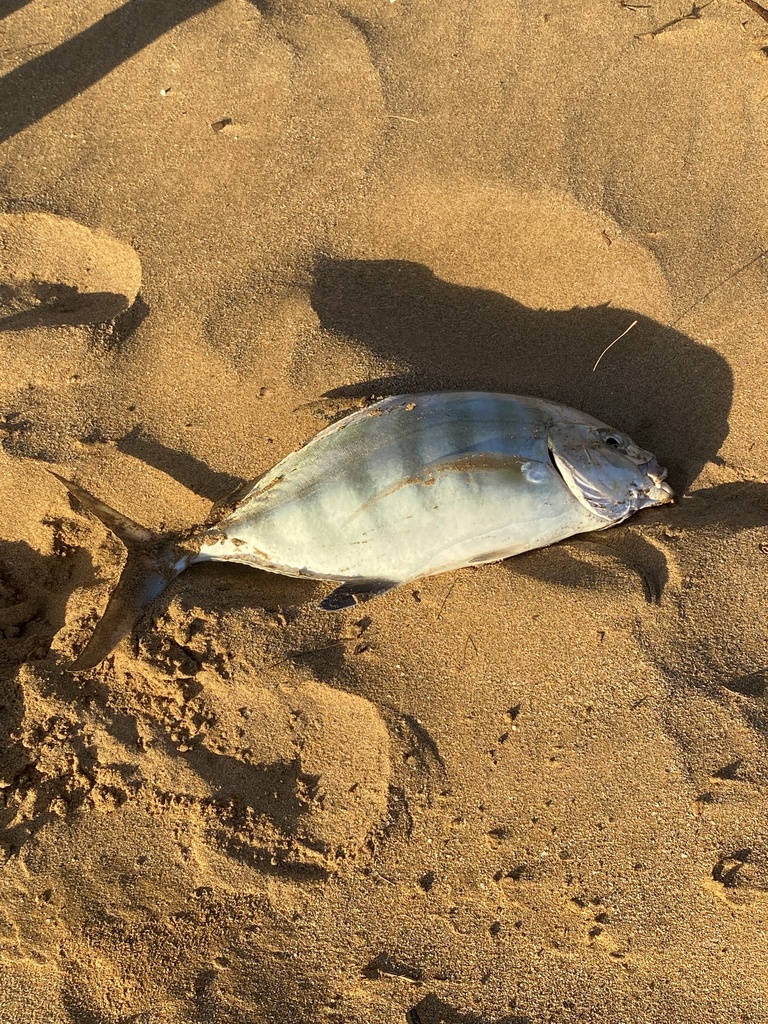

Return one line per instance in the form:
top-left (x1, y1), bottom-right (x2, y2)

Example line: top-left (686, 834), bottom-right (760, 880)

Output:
top-left (52, 392), bottom-right (674, 669)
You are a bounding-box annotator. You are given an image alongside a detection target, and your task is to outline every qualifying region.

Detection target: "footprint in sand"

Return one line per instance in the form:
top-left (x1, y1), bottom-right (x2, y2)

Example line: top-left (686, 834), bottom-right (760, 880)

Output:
top-left (179, 674), bottom-right (393, 871)
top-left (3, 633), bottom-right (393, 876)
top-left (704, 845), bottom-right (768, 907)
top-left (0, 212), bottom-right (141, 329)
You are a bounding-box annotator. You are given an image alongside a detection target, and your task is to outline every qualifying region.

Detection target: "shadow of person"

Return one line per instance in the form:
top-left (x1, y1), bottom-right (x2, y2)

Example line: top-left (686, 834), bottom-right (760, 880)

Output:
top-left (0, 0), bottom-right (33, 18)
top-left (311, 258), bottom-right (733, 492)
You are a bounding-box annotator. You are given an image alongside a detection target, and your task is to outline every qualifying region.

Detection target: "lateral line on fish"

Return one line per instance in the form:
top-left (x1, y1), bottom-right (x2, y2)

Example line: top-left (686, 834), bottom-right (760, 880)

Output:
top-left (347, 451), bottom-right (528, 520)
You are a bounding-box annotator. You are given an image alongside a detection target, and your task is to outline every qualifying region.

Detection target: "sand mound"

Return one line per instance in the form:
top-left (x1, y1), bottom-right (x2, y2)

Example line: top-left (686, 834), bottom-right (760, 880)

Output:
top-left (0, 212), bottom-right (141, 328)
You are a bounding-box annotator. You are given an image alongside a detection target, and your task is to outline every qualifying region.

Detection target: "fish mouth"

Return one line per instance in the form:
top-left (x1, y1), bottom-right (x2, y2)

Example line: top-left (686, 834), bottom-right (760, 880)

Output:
top-left (640, 459), bottom-right (676, 505)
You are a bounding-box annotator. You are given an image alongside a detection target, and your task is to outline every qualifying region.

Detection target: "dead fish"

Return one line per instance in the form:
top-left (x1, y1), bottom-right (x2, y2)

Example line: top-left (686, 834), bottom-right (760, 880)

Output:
top-left (51, 392), bottom-right (674, 670)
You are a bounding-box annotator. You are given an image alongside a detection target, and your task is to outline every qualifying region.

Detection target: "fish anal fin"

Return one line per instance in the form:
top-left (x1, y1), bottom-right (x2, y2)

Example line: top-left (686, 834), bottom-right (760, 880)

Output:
top-left (320, 579), bottom-right (401, 612)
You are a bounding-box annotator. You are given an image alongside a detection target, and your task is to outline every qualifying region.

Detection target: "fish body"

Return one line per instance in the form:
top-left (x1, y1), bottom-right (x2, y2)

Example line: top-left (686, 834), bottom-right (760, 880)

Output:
top-left (195, 393), bottom-right (667, 586)
top-left (52, 392), bottom-right (674, 668)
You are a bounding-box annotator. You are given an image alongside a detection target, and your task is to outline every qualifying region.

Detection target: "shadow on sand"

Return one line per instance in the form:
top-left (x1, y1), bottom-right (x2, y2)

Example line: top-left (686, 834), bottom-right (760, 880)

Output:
top-left (311, 258), bottom-right (732, 491)
top-left (0, 536), bottom-right (95, 855)
top-left (0, 0), bottom-right (223, 145)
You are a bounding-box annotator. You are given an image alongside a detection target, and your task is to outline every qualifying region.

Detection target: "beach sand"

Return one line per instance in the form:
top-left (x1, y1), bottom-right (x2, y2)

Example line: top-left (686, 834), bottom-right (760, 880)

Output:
top-left (1, 1), bottom-right (767, 1021)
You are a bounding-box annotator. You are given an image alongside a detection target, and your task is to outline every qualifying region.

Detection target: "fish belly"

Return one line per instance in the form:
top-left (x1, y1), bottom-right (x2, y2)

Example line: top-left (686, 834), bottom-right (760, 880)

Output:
top-left (199, 393), bottom-right (604, 582)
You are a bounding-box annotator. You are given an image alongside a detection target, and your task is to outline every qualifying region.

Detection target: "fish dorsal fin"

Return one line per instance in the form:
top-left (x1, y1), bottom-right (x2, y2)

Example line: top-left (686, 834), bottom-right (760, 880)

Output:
top-left (546, 426), bottom-right (631, 523)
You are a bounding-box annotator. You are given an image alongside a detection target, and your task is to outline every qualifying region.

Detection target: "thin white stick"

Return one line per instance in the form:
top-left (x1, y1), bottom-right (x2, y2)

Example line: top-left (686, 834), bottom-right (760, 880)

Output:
top-left (592, 319), bottom-right (638, 372)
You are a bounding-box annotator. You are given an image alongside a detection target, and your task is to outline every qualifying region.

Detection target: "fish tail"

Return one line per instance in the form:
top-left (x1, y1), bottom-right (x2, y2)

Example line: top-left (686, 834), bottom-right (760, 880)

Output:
top-left (49, 472), bottom-right (189, 670)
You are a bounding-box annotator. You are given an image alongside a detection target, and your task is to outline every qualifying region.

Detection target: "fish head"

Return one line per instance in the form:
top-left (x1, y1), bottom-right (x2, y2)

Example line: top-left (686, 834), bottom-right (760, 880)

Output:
top-left (547, 418), bottom-right (675, 524)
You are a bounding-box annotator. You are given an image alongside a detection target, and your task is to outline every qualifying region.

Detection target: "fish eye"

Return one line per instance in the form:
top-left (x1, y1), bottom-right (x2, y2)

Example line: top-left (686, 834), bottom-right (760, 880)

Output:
top-left (604, 434), bottom-right (621, 449)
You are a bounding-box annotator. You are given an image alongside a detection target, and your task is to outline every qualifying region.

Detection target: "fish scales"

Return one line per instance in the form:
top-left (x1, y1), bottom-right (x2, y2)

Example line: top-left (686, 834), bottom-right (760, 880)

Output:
top-left (51, 391), bottom-right (675, 669)
top-left (201, 395), bottom-right (599, 582)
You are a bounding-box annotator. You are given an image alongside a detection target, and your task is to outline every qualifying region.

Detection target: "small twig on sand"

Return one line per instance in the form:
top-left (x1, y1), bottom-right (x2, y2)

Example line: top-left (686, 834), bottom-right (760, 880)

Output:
top-left (287, 641), bottom-right (344, 660)
top-left (461, 634), bottom-right (479, 667)
top-left (631, 693), bottom-right (653, 709)
top-left (437, 580), bottom-right (457, 620)
top-left (673, 250), bottom-right (768, 327)
top-left (592, 320), bottom-right (638, 372)
top-left (740, 0), bottom-right (768, 23)
top-left (637, 0), bottom-right (714, 38)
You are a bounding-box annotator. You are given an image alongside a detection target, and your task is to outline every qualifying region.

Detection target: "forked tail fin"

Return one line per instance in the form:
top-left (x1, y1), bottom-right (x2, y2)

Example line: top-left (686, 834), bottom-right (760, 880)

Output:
top-left (49, 472), bottom-right (188, 670)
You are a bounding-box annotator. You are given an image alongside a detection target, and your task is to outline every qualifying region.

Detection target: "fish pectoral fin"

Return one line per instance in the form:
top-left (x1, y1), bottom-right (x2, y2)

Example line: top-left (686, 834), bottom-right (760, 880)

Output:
top-left (320, 578), bottom-right (402, 611)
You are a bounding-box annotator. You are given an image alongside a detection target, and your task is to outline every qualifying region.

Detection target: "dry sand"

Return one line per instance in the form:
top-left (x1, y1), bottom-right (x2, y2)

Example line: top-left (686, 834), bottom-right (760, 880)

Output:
top-left (1, 0), bottom-right (768, 1021)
